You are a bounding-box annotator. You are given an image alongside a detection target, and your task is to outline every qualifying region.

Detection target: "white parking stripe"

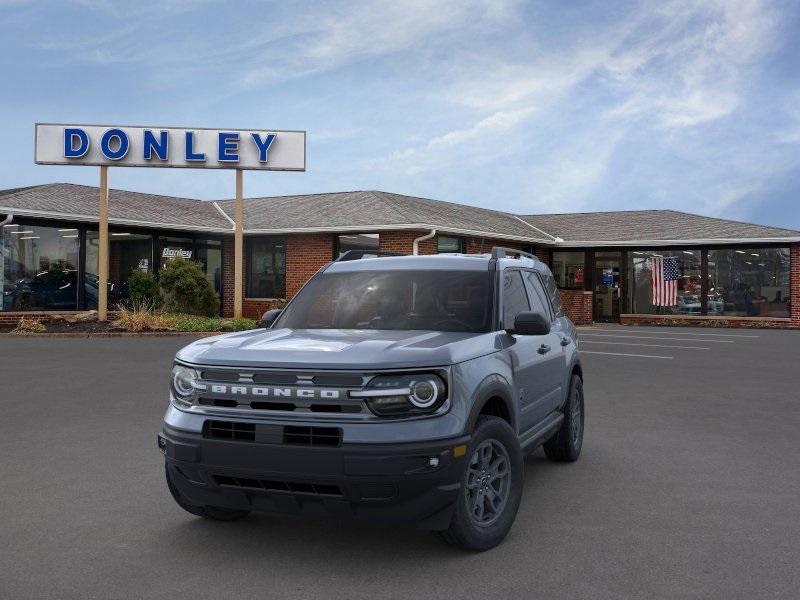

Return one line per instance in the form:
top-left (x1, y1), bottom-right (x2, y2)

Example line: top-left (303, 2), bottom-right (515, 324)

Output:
top-left (580, 351), bottom-right (674, 359)
top-left (589, 328), bottom-right (759, 339)
top-left (580, 333), bottom-right (733, 343)
top-left (580, 340), bottom-right (710, 350)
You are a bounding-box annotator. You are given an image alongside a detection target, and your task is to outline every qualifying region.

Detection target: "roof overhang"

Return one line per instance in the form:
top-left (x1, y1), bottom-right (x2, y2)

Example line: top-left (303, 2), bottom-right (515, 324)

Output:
top-left (550, 237), bottom-right (800, 246)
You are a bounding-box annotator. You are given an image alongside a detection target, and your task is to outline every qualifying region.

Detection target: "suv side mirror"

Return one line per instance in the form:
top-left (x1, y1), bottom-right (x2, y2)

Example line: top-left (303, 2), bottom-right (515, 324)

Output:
top-left (259, 309), bottom-right (283, 328)
top-left (510, 311), bottom-right (550, 335)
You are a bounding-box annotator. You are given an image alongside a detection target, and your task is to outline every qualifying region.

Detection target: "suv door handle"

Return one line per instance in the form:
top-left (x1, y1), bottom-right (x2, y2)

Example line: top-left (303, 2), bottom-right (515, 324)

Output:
top-left (538, 344), bottom-right (551, 355)
top-left (560, 336), bottom-right (571, 346)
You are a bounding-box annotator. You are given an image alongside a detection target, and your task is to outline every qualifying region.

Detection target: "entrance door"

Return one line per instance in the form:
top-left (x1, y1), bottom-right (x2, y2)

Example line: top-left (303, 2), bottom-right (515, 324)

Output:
top-left (593, 251), bottom-right (622, 322)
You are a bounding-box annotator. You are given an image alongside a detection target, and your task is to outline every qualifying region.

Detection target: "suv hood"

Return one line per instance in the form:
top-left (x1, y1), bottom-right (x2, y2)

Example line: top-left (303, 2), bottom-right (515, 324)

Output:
top-left (176, 328), bottom-right (499, 370)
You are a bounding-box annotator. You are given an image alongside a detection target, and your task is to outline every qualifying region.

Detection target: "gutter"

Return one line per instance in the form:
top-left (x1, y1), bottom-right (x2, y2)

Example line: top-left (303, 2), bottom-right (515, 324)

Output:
top-left (552, 237), bottom-right (800, 246)
top-left (412, 229), bottom-right (436, 255)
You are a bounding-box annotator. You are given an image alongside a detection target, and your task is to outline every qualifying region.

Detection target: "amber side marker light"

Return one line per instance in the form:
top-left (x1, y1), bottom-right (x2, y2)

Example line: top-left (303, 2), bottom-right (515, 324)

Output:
top-left (453, 445), bottom-right (467, 458)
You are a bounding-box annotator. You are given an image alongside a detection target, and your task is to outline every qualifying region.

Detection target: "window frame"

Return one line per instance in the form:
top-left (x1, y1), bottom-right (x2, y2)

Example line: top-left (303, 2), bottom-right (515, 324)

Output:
top-left (500, 268), bottom-right (532, 330)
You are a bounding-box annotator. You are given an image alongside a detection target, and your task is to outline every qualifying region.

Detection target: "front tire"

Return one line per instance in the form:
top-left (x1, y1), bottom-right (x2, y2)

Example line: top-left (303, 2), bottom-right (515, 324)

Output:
top-left (543, 374), bottom-right (584, 462)
top-left (438, 416), bottom-right (523, 551)
top-left (165, 464), bottom-right (250, 521)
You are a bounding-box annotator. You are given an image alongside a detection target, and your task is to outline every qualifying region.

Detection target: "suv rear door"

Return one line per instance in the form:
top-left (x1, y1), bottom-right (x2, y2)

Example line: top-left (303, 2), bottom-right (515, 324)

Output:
top-left (502, 269), bottom-right (560, 435)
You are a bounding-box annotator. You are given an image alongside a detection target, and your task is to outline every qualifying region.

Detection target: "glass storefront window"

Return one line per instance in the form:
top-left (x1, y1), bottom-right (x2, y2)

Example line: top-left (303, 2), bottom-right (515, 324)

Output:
top-left (629, 249), bottom-right (702, 315)
top-left (551, 251), bottom-right (585, 289)
top-left (707, 248), bottom-right (790, 317)
top-left (437, 235), bottom-right (464, 253)
top-left (337, 233), bottom-right (379, 257)
top-left (2, 224), bottom-right (80, 310)
top-left (85, 230), bottom-right (154, 308)
top-left (196, 240), bottom-right (223, 296)
top-left (247, 237), bottom-right (285, 298)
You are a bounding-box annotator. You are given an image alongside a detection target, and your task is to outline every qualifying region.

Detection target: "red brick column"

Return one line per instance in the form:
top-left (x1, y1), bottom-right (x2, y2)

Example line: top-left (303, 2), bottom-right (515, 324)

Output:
top-left (221, 237), bottom-right (235, 317)
top-left (791, 244), bottom-right (800, 325)
top-left (559, 290), bottom-right (593, 325)
top-left (285, 233), bottom-right (335, 297)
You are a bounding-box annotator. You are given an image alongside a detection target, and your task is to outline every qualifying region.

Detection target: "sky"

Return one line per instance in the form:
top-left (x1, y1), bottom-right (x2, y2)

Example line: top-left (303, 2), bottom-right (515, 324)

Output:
top-left (1, 0), bottom-right (799, 229)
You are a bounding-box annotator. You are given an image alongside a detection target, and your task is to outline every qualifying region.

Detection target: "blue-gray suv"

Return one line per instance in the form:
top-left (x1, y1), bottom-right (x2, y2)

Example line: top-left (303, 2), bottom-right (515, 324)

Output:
top-left (159, 247), bottom-right (584, 551)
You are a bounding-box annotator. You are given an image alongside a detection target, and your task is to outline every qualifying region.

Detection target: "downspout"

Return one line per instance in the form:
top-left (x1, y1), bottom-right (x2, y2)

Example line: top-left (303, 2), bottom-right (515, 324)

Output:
top-left (0, 213), bottom-right (12, 227)
top-left (412, 229), bottom-right (436, 255)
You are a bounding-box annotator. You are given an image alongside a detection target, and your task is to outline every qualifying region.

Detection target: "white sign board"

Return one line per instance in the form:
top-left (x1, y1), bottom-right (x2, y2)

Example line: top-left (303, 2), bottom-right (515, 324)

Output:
top-left (34, 123), bottom-right (306, 171)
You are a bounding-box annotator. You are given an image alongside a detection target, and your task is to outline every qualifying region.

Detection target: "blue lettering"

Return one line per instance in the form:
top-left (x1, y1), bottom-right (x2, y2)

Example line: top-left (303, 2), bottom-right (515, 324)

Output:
top-left (218, 132), bottom-right (239, 162)
top-left (100, 128), bottom-right (129, 160)
top-left (64, 128), bottom-right (89, 158)
top-left (185, 131), bottom-right (205, 161)
top-left (251, 133), bottom-right (276, 162)
top-left (143, 130), bottom-right (168, 160)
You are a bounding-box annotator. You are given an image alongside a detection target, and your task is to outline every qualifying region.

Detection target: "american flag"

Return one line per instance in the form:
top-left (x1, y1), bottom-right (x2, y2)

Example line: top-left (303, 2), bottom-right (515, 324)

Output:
top-left (651, 256), bottom-right (679, 306)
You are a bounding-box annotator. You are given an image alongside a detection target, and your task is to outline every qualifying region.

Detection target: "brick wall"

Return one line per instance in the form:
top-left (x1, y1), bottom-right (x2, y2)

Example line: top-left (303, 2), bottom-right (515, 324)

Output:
top-left (221, 237), bottom-right (235, 317)
top-left (791, 244), bottom-right (799, 325)
top-left (559, 290), bottom-right (593, 325)
top-left (285, 233), bottom-right (335, 297)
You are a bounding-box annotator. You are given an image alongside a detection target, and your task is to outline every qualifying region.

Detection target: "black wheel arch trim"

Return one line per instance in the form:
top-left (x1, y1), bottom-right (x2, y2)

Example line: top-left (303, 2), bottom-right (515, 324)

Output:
top-left (464, 374), bottom-right (516, 435)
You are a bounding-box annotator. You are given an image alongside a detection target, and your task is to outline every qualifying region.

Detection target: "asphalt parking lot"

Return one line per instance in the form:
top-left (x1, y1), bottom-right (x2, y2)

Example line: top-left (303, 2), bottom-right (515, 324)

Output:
top-left (1, 326), bottom-right (799, 600)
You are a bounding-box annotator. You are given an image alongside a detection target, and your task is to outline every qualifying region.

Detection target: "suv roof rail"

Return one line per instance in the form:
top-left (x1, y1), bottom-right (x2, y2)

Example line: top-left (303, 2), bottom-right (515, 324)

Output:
top-left (335, 250), bottom-right (404, 262)
top-left (490, 246), bottom-right (538, 261)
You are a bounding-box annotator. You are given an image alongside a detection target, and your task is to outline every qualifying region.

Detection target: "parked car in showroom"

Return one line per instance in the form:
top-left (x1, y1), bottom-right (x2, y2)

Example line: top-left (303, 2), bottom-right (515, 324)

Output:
top-left (159, 248), bottom-right (584, 551)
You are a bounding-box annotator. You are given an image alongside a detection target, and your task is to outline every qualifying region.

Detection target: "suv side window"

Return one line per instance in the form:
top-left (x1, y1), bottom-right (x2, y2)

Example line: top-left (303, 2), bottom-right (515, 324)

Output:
top-left (522, 271), bottom-right (552, 321)
top-left (502, 270), bottom-right (530, 329)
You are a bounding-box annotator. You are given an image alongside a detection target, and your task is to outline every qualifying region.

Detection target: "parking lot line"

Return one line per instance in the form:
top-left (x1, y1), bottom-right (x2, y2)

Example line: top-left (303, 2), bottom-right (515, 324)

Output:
top-left (589, 328), bottom-right (759, 338)
top-left (580, 340), bottom-right (710, 350)
top-left (580, 350), bottom-right (674, 359)
top-left (580, 333), bottom-right (734, 343)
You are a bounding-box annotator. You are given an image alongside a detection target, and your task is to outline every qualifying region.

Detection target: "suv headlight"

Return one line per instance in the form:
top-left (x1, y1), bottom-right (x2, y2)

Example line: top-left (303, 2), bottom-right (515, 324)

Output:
top-left (171, 364), bottom-right (201, 407)
top-left (352, 373), bottom-right (448, 417)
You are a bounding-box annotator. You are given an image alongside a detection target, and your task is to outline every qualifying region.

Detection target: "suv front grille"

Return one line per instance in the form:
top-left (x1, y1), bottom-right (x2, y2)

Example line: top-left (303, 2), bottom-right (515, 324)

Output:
top-left (213, 475), bottom-right (343, 497)
top-left (283, 426), bottom-right (342, 447)
top-left (203, 420), bottom-right (342, 447)
top-left (204, 420), bottom-right (255, 441)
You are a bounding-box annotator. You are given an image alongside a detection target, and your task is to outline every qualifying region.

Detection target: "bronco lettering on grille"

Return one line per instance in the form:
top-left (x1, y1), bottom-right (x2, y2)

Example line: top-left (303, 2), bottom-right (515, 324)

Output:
top-left (208, 385), bottom-right (341, 400)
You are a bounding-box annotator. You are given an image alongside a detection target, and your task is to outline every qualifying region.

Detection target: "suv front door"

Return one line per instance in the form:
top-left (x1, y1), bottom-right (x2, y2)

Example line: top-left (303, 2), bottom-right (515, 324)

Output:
top-left (502, 269), bottom-right (559, 436)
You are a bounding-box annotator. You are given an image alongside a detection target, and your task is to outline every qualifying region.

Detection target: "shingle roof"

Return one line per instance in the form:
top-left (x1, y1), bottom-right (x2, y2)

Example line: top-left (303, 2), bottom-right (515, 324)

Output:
top-left (215, 190), bottom-right (548, 241)
top-left (519, 210), bottom-right (800, 244)
top-left (0, 183), bottom-right (230, 232)
top-left (1, 183), bottom-right (798, 244)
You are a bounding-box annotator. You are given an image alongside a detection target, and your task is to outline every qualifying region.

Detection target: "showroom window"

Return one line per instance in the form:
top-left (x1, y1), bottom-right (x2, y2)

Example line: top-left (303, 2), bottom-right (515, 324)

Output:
top-left (551, 251), bottom-right (585, 289)
top-left (247, 236), bottom-right (285, 298)
top-left (196, 239), bottom-right (223, 296)
top-left (85, 230), bottom-right (154, 309)
top-left (628, 249), bottom-right (702, 315)
top-left (337, 233), bottom-right (379, 258)
top-left (707, 248), bottom-right (790, 318)
top-left (437, 235), bottom-right (464, 253)
top-left (1, 223), bottom-right (80, 311)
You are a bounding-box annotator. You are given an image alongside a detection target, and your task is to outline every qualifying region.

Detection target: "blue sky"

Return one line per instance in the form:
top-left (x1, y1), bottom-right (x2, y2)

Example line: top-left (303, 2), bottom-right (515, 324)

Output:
top-left (1, 0), bottom-right (799, 228)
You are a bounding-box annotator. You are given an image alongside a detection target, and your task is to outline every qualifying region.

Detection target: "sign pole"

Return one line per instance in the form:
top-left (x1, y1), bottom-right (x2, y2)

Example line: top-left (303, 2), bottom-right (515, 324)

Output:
top-left (234, 168), bottom-right (244, 319)
top-left (98, 166), bottom-right (109, 321)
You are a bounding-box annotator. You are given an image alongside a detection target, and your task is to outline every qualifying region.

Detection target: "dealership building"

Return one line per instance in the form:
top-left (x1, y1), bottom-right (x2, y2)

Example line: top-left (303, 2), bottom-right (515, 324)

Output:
top-left (1, 182), bottom-right (799, 328)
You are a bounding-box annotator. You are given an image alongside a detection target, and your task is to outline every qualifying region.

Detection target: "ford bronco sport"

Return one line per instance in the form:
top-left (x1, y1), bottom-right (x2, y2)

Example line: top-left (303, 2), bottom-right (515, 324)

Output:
top-left (159, 247), bottom-right (584, 551)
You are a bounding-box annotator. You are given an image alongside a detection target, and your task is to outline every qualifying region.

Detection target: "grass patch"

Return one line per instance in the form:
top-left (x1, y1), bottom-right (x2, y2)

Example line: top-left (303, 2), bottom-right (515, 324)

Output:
top-left (113, 307), bottom-right (259, 333)
top-left (11, 317), bottom-right (46, 334)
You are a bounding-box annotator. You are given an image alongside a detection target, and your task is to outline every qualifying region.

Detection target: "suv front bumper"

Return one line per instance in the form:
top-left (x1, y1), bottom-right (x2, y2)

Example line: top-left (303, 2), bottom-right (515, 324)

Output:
top-left (159, 424), bottom-right (470, 530)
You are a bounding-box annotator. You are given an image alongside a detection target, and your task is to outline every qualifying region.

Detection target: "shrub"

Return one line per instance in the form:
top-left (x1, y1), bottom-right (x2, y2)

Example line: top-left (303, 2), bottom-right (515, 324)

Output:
top-left (11, 317), bottom-right (46, 334)
top-left (170, 314), bottom-right (220, 332)
top-left (229, 317), bottom-right (258, 331)
top-left (127, 269), bottom-right (162, 308)
top-left (159, 259), bottom-right (220, 317)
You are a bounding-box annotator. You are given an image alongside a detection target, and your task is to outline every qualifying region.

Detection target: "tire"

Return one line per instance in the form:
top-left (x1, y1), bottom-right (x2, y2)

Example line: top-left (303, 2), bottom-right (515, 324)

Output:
top-left (438, 416), bottom-right (524, 551)
top-left (543, 374), bottom-right (584, 462)
top-left (165, 464), bottom-right (250, 522)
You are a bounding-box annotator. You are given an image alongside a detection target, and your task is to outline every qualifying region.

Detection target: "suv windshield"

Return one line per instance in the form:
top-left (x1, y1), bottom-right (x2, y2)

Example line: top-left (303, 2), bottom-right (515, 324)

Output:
top-left (275, 270), bottom-right (494, 332)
